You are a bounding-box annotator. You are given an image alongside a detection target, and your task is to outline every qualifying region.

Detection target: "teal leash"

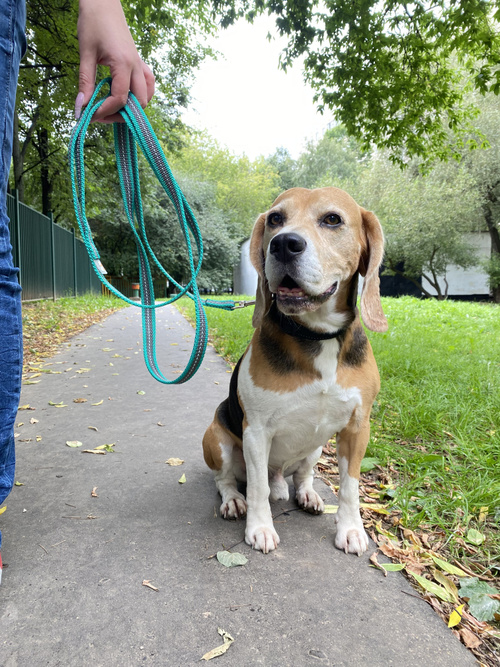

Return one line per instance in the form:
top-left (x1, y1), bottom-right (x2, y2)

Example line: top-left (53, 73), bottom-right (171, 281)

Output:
top-left (69, 78), bottom-right (250, 385)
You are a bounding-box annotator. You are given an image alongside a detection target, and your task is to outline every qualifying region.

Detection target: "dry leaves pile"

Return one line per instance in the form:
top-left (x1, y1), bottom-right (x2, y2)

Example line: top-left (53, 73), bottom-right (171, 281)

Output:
top-left (22, 302), bottom-right (120, 367)
top-left (317, 443), bottom-right (500, 666)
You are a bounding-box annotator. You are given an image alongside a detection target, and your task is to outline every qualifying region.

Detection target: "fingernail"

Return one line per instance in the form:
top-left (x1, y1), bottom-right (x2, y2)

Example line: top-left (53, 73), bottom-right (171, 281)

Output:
top-left (74, 92), bottom-right (84, 120)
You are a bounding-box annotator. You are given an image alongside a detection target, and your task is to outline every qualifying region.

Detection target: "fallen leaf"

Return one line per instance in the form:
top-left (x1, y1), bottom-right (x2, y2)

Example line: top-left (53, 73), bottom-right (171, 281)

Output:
top-left (48, 401), bottom-right (65, 406)
top-left (95, 443), bottom-right (116, 452)
top-left (18, 405), bottom-right (34, 410)
top-left (466, 528), bottom-right (485, 546)
top-left (216, 551), bottom-right (248, 568)
top-left (323, 505), bottom-right (339, 514)
top-left (88, 426), bottom-right (98, 432)
top-left (142, 580), bottom-right (159, 592)
top-left (459, 578), bottom-right (500, 621)
top-left (82, 449), bottom-right (106, 455)
top-left (75, 368), bottom-right (91, 374)
top-left (0, 506), bottom-right (6, 515)
top-left (29, 418), bottom-right (39, 425)
top-left (178, 473), bottom-right (186, 484)
top-left (91, 487), bottom-right (98, 497)
top-left (432, 569), bottom-right (459, 603)
top-left (458, 627), bottom-right (482, 649)
top-left (410, 572), bottom-right (456, 603)
top-left (157, 422), bottom-right (165, 427)
top-left (201, 628), bottom-right (234, 661)
top-left (36, 436), bottom-right (42, 442)
top-left (66, 441), bottom-right (83, 448)
top-left (24, 380), bottom-right (40, 385)
top-left (369, 551), bottom-right (387, 576)
top-left (448, 604), bottom-right (465, 628)
top-left (166, 458), bottom-right (184, 466)
top-left (91, 400), bottom-right (104, 406)
top-left (73, 398), bottom-right (88, 404)
top-left (14, 481), bottom-right (24, 486)
top-left (430, 554), bottom-right (468, 577)
top-left (137, 390), bottom-right (145, 395)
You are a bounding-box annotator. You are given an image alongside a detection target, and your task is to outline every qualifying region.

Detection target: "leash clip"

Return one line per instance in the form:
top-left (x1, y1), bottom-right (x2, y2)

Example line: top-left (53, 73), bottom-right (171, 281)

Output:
top-left (233, 299), bottom-right (256, 309)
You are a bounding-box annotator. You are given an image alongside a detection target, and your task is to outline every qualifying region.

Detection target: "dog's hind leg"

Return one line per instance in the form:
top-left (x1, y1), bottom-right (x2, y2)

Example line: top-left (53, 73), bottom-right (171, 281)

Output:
top-left (203, 421), bottom-right (247, 519)
top-left (292, 445), bottom-right (325, 514)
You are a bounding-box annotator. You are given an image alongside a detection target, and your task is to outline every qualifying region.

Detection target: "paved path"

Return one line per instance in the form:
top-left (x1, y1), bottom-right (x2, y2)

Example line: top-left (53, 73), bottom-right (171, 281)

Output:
top-left (1, 305), bottom-right (474, 666)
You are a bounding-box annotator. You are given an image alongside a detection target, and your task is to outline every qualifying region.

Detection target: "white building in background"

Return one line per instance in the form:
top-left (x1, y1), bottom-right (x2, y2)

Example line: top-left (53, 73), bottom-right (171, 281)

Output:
top-left (233, 239), bottom-right (258, 296)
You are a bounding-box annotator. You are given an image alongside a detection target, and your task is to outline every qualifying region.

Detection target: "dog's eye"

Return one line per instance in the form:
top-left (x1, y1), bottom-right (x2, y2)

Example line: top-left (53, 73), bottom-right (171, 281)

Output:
top-left (267, 212), bottom-right (284, 227)
top-left (322, 213), bottom-right (343, 228)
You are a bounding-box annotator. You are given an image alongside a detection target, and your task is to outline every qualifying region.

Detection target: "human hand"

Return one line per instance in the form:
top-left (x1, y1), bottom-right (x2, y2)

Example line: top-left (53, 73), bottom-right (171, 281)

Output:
top-left (76, 0), bottom-right (155, 122)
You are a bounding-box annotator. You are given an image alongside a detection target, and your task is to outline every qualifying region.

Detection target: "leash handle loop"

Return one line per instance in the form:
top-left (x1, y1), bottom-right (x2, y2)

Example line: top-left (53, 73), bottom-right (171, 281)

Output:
top-left (69, 78), bottom-right (238, 385)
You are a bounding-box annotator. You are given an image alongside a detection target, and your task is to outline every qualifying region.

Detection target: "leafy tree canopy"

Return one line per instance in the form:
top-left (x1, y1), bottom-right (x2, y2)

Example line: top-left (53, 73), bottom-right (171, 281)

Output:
top-left (213, 0), bottom-right (500, 164)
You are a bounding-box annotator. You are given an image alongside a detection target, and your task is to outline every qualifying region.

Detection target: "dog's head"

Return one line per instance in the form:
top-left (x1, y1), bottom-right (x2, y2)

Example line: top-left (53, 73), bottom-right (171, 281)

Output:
top-left (249, 187), bottom-right (388, 332)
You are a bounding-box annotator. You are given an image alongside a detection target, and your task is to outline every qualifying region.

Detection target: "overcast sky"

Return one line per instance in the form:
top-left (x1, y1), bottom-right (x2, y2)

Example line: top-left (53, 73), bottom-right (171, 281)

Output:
top-left (182, 16), bottom-right (333, 160)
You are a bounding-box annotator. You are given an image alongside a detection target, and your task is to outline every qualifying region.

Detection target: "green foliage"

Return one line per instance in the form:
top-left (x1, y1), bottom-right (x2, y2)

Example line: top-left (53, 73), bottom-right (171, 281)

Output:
top-left (13, 0), bottom-right (217, 217)
top-left (89, 167), bottom-right (239, 291)
top-left (213, 0), bottom-right (500, 163)
top-left (168, 131), bottom-right (281, 238)
top-left (483, 253), bottom-right (500, 290)
top-left (353, 155), bottom-right (484, 298)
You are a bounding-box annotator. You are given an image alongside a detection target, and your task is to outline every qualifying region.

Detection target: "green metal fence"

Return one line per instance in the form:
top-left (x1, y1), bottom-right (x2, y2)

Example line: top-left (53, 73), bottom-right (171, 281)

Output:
top-left (7, 190), bottom-right (102, 301)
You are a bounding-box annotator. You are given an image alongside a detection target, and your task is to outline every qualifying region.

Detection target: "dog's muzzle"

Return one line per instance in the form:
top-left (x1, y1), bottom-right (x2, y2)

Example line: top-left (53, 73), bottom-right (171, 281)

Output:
top-left (268, 233), bottom-right (338, 312)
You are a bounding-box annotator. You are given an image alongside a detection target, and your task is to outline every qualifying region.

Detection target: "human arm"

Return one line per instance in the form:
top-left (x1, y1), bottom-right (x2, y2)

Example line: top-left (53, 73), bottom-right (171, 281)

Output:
top-left (76, 0), bottom-right (155, 121)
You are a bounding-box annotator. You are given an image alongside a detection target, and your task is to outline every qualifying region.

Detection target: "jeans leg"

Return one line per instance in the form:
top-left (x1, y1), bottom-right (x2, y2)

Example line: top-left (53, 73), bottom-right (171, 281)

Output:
top-left (0, 0), bottom-right (26, 553)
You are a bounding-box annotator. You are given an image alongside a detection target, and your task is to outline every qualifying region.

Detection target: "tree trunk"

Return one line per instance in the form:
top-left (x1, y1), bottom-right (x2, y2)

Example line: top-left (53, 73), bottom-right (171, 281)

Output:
top-left (12, 111), bottom-right (25, 202)
top-left (484, 190), bottom-right (500, 302)
top-left (39, 127), bottom-right (52, 216)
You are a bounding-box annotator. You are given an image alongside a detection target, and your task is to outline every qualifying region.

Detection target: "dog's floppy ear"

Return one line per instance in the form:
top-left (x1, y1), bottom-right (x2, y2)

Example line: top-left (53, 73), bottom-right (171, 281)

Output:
top-left (249, 213), bottom-right (272, 328)
top-left (358, 208), bottom-right (388, 333)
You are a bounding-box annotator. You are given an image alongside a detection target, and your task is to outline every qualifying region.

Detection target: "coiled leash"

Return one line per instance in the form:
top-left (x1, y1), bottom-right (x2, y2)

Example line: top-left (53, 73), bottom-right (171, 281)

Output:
top-left (69, 78), bottom-right (252, 384)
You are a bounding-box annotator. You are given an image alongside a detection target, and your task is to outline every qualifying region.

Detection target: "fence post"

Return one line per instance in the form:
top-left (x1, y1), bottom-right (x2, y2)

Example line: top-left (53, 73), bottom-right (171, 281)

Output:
top-left (49, 211), bottom-right (56, 300)
top-left (13, 189), bottom-right (21, 285)
top-left (72, 227), bottom-right (77, 297)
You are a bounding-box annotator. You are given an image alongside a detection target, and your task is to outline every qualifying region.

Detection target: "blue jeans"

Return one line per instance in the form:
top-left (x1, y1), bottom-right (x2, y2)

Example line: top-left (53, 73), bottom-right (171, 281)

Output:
top-left (0, 0), bottom-right (26, 551)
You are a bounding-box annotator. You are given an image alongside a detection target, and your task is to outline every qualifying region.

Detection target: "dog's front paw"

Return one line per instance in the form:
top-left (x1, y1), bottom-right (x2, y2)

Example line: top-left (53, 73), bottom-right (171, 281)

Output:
top-left (220, 494), bottom-right (247, 519)
top-left (334, 514), bottom-right (369, 556)
top-left (245, 524), bottom-right (280, 553)
top-left (296, 487), bottom-right (324, 514)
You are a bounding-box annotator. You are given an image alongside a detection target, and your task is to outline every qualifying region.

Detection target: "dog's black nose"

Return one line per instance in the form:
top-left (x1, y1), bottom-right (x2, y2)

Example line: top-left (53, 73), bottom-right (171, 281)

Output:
top-left (270, 233), bottom-right (307, 263)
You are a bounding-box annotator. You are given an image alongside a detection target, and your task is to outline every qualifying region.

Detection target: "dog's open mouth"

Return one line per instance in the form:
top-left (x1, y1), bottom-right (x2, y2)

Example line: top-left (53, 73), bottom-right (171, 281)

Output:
top-left (276, 275), bottom-right (338, 308)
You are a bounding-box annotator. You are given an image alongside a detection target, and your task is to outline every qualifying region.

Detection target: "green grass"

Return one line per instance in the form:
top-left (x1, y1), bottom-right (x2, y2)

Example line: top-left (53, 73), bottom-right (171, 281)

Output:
top-left (178, 295), bottom-right (500, 568)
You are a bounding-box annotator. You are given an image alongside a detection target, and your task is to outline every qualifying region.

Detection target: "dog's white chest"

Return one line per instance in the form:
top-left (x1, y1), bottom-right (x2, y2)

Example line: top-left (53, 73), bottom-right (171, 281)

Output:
top-left (239, 344), bottom-right (361, 470)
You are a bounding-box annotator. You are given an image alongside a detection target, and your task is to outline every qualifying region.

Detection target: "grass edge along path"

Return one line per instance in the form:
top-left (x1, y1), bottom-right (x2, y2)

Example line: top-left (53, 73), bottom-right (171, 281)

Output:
top-left (177, 295), bottom-right (500, 666)
top-left (22, 294), bottom-right (128, 368)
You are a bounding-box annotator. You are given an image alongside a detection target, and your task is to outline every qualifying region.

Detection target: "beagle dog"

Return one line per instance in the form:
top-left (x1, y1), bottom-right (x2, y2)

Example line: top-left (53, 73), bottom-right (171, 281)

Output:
top-left (203, 187), bottom-right (388, 555)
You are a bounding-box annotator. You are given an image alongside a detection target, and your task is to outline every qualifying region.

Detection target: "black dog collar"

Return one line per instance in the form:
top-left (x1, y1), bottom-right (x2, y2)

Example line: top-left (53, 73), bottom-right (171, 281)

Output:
top-left (269, 301), bottom-right (346, 341)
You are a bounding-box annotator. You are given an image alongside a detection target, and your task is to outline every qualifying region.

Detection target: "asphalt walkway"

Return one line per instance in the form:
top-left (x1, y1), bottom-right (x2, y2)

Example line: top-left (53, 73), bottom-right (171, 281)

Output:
top-left (0, 305), bottom-right (475, 666)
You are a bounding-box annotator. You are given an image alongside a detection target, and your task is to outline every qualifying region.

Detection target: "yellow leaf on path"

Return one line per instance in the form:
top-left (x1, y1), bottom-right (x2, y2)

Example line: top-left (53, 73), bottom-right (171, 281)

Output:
top-left (14, 481), bottom-right (24, 486)
top-left (82, 449), bottom-right (106, 455)
top-left (91, 487), bottom-right (98, 497)
top-left (73, 398), bottom-right (88, 403)
top-left (29, 373), bottom-right (41, 379)
top-left (0, 505), bottom-right (6, 515)
top-left (66, 441), bottom-right (83, 448)
top-left (166, 458), bottom-right (184, 466)
top-left (201, 628), bottom-right (234, 661)
top-left (91, 400), bottom-right (104, 406)
top-left (323, 505), bottom-right (339, 514)
top-left (88, 426), bottom-right (98, 431)
top-left (18, 405), bottom-right (34, 410)
top-left (178, 473), bottom-right (186, 484)
top-left (448, 604), bottom-right (465, 628)
top-left (36, 436), bottom-right (42, 442)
